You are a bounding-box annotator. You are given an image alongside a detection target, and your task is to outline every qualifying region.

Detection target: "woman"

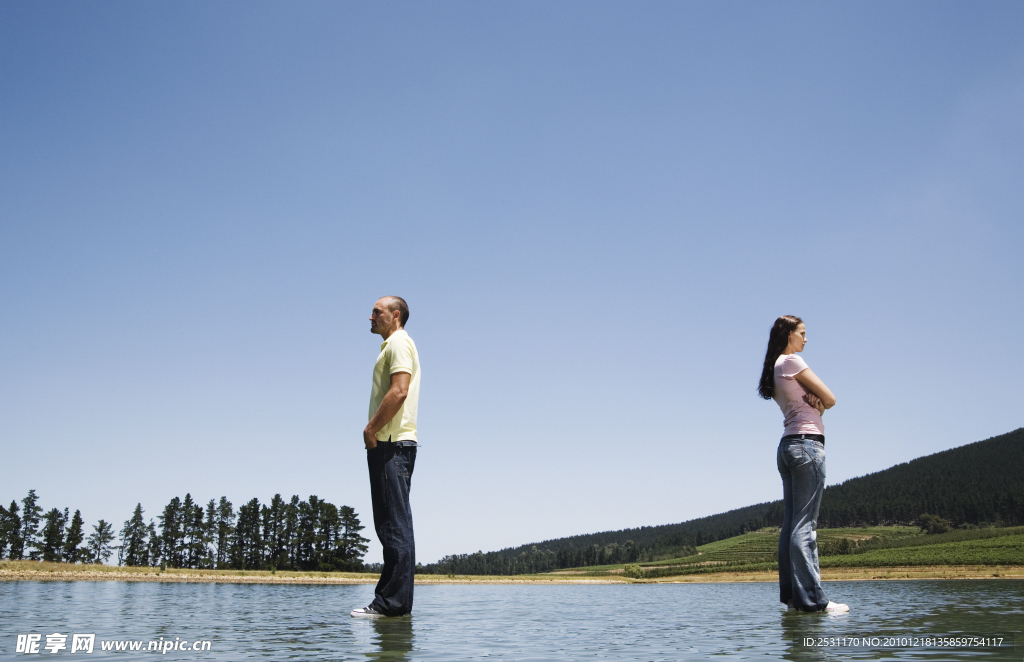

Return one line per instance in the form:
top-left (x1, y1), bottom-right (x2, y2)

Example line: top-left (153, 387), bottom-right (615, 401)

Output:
top-left (758, 315), bottom-right (848, 613)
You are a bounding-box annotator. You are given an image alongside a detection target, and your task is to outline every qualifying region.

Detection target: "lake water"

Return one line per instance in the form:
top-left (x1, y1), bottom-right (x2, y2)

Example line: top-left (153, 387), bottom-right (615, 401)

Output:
top-left (1, 580), bottom-right (1021, 660)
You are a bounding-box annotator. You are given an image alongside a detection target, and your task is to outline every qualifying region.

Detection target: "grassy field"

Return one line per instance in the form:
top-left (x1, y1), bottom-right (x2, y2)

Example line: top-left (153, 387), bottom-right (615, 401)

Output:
top-left (549, 526), bottom-right (1024, 580)
top-left (821, 533), bottom-right (1024, 568)
top-left (5, 559), bottom-right (1022, 585)
top-left (0, 561), bottom-right (621, 584)
top-left (0, 560), bottom-right (381, 584)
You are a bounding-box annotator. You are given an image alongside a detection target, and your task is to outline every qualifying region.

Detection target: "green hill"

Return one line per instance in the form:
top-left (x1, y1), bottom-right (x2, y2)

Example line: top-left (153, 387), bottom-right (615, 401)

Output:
top-left (586, 526), bottom-right (1024, 579)
top-left (818, 428), bottom-right (1024, 527)
top-left (423, 427), bottom-right (1024, 575)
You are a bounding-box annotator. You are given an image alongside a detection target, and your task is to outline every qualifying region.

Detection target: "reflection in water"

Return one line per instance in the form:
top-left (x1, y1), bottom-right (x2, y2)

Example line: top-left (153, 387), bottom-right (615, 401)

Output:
top-left (366, 616), bottom-right (413, 661)
top-left (777, 580), bottom-right (1023, 661)
top-left (779, 609), bottom-right (842, 661)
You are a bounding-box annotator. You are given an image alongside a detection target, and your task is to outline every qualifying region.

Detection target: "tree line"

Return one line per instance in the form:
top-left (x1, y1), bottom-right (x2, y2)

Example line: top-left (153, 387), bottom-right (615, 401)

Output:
top-left (424, 539), bottom-right (658, 575)
top-left (1, 490), bottom-right (371, 572)
top-left (0, 490), bottom-right (116, 564)
top-left (424, 427), bottom-right (1024, 575)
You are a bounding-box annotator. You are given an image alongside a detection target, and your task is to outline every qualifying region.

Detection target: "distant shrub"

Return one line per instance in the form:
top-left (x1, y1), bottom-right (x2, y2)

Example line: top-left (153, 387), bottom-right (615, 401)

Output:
top-left (919, 514), bottom-right (952, 535)
top-left (622, 564), bottom-right (646, 579)
top-left (818, 537), bottom-right (857, 556)
top-left (978, 521), bottom-right (1006, 529)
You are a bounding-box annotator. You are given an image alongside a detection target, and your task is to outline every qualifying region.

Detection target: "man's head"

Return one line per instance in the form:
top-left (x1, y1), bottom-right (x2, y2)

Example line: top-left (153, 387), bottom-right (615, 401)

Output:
top-left (369, 296), bottom-right (409, 339)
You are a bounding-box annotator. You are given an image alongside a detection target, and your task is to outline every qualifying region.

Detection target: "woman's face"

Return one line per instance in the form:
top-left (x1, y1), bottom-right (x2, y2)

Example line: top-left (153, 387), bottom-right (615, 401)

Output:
top-left (787, 323), bottom-right (807, 353)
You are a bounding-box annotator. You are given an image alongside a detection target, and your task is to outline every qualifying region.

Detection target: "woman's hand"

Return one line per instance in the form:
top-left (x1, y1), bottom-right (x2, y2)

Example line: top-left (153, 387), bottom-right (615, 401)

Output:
top-left (804, 391), bottom-right (826, 416)
top-left (794, 368), bottom-right (836, 409)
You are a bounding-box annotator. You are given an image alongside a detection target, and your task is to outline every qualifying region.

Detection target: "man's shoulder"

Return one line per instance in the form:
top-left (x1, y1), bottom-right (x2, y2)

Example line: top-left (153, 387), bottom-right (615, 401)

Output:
top-left (386, 330), bottom-right (418, 354)
top-left (393, 329), bottom-right (415, 343)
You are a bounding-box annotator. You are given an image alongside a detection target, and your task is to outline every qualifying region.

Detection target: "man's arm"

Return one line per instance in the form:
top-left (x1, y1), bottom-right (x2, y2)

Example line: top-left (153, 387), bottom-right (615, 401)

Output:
top-left (363, 371), bottom-right (411, 449)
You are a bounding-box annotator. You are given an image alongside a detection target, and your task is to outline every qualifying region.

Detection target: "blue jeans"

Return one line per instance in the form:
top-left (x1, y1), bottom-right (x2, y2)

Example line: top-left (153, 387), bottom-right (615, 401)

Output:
top-left (777, 437), bottom-right (829, 611)
top-left (367, 441), bottom-right (417, 616)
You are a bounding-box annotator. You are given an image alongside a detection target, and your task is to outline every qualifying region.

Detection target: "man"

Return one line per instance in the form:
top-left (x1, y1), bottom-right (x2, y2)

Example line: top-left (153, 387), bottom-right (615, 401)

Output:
top-left (351, 296), bottom-right (420, 618)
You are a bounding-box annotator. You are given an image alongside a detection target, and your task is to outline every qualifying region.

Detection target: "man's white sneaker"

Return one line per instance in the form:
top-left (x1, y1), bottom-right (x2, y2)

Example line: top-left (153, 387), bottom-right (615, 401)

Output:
top-left (824, 601), bottom-right (849, 613)
top-left (351, 605), bottom-right (384, 618)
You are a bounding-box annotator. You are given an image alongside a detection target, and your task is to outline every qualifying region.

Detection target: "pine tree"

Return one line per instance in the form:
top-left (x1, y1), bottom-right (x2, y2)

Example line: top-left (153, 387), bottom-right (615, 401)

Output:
top-left (40, 508), bottom-right (67, 562)
top-left (158, 497), bottom-right (183, 568)
top-left (284, 495), bottom-right (300, 570)
top-left (20, 490), bottom-right (43, 560)
top-left (188, 499), bottom-right (205, 568)
top-left (316, 500), bottom-right (338, 571)
top-left (63, 510), bottom-right (86, 563)
top-left (119, 504), bottom-right (148, 567)
top-left (180, 494), bottom-right (204, 569)
top-left (146, 521), bottom-right (160, 567)
top-left (295, 497), bottom-right (316, 570)
top-left (337, 505), bottom-right (369, 570)
top-left (266, 494), bottom-right (287, 570)
top-left (215, 497), bottom-right (234, 569)
top-left (0, 502), bottom-right (11, 559)
top-left (231, 498), bottom-right (263, 570)
top-left (246, 498), bottom-right (263, 569)
top-left (86, 520), bottom-right (116, 564)
top-left (3, 501), bottom-right (22, 560)
top-left (202, 500), bottom-right (217, 569)
top-left (260, 503), bottom-right (273, 568)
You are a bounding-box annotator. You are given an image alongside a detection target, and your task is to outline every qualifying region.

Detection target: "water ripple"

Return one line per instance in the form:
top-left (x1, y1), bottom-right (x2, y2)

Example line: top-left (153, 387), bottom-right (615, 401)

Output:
top-left (1, 580), bottom-right (1020, 660)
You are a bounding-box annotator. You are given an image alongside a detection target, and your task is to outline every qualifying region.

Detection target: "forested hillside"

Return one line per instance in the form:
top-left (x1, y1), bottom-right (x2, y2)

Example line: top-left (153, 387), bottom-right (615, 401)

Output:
top-left (424, 427), bottom-right (1024, 575)
top-left (819, 427), bottom-right (1024, 527)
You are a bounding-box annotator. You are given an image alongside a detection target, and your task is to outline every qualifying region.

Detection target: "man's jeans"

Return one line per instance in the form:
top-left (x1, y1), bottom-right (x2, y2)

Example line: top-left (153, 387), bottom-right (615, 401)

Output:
top-left (367, 441), bottom-right (416, 616)
top-left (777, 437), bottom-right (829, 611)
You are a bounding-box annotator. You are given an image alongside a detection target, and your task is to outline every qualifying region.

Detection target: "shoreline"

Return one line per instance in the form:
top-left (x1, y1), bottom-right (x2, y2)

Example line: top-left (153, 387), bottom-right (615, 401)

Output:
top-left (3, 562), bottom-right (1023, 585)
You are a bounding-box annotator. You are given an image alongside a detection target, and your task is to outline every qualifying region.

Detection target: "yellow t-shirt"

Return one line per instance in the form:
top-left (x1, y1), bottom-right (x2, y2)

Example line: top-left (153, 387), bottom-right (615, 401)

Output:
top-left (368, 329), bottom-right (420, 442)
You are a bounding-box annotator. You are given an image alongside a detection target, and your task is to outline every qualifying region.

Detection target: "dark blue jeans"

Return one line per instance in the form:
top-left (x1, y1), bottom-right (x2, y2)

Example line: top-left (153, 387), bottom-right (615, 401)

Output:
top-left (367, 441), bottom-right (417, 616)
top-left (777, 437), bottom-right (829, 611)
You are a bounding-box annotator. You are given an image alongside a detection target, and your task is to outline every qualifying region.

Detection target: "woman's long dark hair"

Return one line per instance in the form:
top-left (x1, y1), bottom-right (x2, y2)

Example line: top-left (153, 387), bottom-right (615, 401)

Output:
top-left (758, 315), bottom-right (803, 400)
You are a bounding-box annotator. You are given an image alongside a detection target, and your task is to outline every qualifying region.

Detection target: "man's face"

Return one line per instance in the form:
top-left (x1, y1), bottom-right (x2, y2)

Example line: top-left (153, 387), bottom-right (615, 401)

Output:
top-left (369, 298), bottom-right (398, 336)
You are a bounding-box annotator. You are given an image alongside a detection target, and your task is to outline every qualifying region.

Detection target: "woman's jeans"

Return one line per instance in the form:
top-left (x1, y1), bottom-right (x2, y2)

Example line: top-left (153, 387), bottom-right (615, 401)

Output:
top-left (777, 437), bottom-right (829, 611)
top-left (367, 441), bottom-right (417, 616)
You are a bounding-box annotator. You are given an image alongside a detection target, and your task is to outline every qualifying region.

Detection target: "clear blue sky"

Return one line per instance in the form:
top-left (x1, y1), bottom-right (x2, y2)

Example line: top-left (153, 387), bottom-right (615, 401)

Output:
top-left (2, 2), bottom-right (1022, 564)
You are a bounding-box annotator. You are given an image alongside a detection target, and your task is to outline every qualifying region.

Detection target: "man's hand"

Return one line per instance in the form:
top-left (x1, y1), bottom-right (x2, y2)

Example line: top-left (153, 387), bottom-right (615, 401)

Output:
top-left (363, 371), bottom-right (410, 450)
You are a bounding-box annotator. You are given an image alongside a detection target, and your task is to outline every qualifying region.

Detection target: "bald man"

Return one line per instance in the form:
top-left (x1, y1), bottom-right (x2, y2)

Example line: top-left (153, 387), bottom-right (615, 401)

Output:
top-left (351, 296), bottom-right (420, 618)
